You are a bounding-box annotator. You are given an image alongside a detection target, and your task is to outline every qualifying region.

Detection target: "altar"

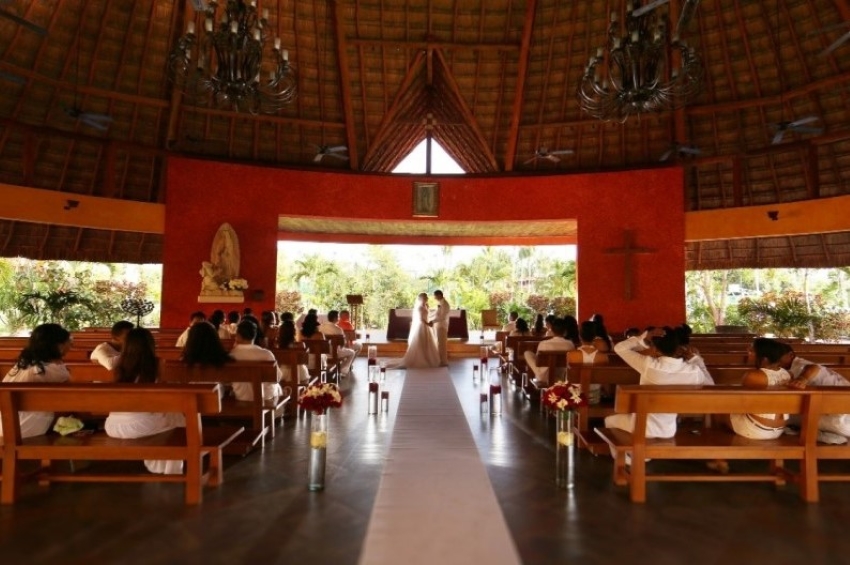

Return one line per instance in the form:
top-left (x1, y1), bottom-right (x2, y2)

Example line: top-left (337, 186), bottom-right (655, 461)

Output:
top-left (386, 309), bottom-right (469, 341)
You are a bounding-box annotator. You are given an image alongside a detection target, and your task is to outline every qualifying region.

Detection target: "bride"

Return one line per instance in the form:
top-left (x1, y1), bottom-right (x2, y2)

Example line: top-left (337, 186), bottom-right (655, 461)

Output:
top-left (397, 293), bottom-right (441, 368)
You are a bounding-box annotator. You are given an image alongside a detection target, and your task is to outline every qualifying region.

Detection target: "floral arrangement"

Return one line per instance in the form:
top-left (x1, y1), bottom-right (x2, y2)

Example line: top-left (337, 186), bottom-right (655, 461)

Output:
top-left (221, 277), bottom-right (249, 291)
top-left (542, 381), bottom-right (587, 412)
top-left (298, 383), bottom-right (343, 414)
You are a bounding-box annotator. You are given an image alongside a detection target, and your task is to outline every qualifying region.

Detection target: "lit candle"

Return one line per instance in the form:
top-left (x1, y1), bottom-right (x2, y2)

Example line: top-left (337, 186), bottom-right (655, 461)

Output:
top-left (631, 30), bottom-right (639, 42)
top-left (596, 47), bottom-right (603, 59)
top-left (274, 37), bottom-right (281, 50)
top-left (230, 20), bottom-right (238, 34)
top-left (263, 8), bottom-right (269, 20)
top-left (253, 28), bottom-right (261, 41)
top-left (282, 48), bottom-right (289, 62)
top-left (205, 18), bottom-right (213, 32)
top-left (186, 21), bottom-right (195, 35)
top-left (610, 11), bottom-right (617, 23)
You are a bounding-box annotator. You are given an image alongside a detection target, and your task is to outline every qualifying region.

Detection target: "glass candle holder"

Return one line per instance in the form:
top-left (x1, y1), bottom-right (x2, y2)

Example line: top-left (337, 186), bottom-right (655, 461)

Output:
top-left (479, 392), bottom-right (488, 414)
top-left (472, 364), bottom-right (479, 383)
top-left (368, 382), bottom-right (379, 414)
top-left (307, 411), bottom-right (328, 491)
top-left (380, 390), bottom-right (390, 412)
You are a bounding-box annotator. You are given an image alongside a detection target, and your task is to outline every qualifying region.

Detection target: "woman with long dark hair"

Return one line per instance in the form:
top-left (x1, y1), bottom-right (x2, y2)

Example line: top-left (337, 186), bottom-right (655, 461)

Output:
top-left (182, 322), bottom-right (233, 367)
top-left (0, 323), bottom-right (72, 438)
top-left (105, 328), bottom-right (186, 475)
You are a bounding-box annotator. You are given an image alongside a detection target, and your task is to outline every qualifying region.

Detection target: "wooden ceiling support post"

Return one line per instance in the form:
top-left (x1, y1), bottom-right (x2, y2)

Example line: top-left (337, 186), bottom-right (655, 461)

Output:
top-left (330, 0), bottom-right (359, 170)
top-left (806, 143), bottom-right (820, 199)
top-left (503, 0), bottom-right (537, 172)
top-left (164, 0), bottom-right (188, 149)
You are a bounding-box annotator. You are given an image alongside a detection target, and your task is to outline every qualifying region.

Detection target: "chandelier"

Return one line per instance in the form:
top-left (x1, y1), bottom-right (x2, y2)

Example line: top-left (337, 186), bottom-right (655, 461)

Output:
top-left (577, 0), bottom-right (703, 122)
top-left (169, 0), bottom-right (296, 114)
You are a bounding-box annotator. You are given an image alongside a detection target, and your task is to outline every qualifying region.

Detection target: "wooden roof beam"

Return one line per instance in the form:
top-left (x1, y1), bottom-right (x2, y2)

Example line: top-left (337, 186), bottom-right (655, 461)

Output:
top-left (330, 0), bottom-right (359, 169)
top-left (503, 0), bottom-right (537, 172)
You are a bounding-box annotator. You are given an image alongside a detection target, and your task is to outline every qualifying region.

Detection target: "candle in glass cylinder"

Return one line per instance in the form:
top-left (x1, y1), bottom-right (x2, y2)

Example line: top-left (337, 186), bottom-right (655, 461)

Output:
top-left (368, 382), bottom-right (379, 414)
top-left (380, 391), bottom-right (390, 412)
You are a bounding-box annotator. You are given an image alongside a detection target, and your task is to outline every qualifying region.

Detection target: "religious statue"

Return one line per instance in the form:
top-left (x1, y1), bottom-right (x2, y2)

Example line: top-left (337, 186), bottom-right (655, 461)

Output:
top-left (198, 223), bottom-right (245, 302)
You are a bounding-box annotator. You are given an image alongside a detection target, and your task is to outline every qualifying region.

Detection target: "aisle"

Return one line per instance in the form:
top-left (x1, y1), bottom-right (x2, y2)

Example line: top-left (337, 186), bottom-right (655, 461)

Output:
top-left (358, 368), bottom-right (521, 565)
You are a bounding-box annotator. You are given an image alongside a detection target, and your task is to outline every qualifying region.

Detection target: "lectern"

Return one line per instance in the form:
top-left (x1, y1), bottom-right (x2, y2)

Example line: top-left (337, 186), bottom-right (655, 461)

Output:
top-left (346, 294), bottom-right (364, 330)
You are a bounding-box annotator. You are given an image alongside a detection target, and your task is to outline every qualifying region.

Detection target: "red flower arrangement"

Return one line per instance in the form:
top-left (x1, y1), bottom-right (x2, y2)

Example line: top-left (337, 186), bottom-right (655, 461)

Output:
top-left (298, 383), bottom-right (343, 414)
top-left (542, 381), bottom-right (587, 412)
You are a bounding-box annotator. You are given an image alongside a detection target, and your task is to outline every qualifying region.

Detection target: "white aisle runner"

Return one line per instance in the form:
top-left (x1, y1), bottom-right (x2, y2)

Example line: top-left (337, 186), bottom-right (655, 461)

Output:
top-left (358, 368), bottom-right (522, 565)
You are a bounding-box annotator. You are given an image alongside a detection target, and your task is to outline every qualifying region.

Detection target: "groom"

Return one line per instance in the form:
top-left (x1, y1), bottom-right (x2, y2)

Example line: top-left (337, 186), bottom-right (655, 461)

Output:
top-left (429, 290), bottom-right (450, 366)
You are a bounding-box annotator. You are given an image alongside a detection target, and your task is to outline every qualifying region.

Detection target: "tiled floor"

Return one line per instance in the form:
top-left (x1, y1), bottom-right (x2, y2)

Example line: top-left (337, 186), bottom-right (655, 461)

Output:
top-left (2, 358), bottom-right (849, 565)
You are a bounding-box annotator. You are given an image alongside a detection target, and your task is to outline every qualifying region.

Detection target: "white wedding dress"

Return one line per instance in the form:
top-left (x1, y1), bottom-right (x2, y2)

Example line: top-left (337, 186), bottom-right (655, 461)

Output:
top-left (398, 299), bottom-right (441, 369)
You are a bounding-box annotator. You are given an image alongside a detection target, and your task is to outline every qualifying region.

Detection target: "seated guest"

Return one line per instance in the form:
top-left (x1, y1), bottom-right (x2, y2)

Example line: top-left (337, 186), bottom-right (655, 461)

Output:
top-left (532, 314), bottom-right (546, 337)
top-left (318, 310), bottom-right (359, 377)
top-left (623, 327), bottom-right (642, 339)
top-left (90, 320), bottom-right (134, 370)
top-left (589, 313), bottom-right (613, 353)
top-left (300, 312), bottom-right (323, 341)
top-left (605, 327), bottom-right (713, 440)
top-left (563, 315), bottom-right (581, 348)
top-left (260, 311), bottom-right (278, 349)
top-left (725, 338), bottom-right (792, 440)
top-left (502, 311), bottom-right (519, 333)
top-left (782, 343), bottom-right (850, 442)
top-left (240, 314), bottom-right (266, 347)
top-left (226, 310), bottom-right (241, 336)
top-left (277, 319), bottom-right (310, 384)
top-left (209, 309), bottom-right (231, 341)
top-left (338, 310), bottom-right (355, 331)
top-left (104, 328), bottom-right (185, 475)
top-left (567, 321), bottom-right (610, 366)
top-left (279, 311), bottom-right (294, 323)
top-left (543, 314), bottom-right (556, 337)
top-left (510, 318), bottom-right (531, 337)
top-left (525, 318), bottom-right (575, 386)
top-left (0, 323), bottom-right (72, 439)
top-left (230, 320), bottom-right (282, 401)
top-left (175, 311), bottom-right (206, 347)
top-left (182, 322), bottom-right (233, 367)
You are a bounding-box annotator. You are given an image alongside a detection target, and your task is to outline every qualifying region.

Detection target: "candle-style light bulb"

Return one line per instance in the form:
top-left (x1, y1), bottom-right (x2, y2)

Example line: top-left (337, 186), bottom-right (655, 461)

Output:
top-left (187, 21), bottom-right (195, 35)
top-left (205, 18), bottom-right (213, 32)
top-left (282, 48), bottom-right (289, 62)
top-left (274, 37), bottom-right (281, 50)
top-left (230, 20), bottom-right (238, 34)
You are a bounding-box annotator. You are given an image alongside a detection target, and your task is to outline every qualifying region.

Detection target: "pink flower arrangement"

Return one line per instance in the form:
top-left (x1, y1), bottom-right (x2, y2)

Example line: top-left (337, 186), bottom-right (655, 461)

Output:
top-left (542, 381), bottom-right (587, 412)
top-left (298, 383), bottom-right (343, 414)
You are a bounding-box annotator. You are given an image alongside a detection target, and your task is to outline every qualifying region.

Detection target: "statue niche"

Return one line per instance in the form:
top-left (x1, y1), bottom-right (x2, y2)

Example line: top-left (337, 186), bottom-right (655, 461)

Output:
top-left (198, 222), bottom-right (244, 303)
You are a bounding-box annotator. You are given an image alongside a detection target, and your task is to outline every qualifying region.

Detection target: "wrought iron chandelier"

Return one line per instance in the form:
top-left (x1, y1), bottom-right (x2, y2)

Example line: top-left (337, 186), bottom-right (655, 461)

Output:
top-left (169, 0), bottom-right (296, 114)
top-left (577, 0), bottom-right (703, 122)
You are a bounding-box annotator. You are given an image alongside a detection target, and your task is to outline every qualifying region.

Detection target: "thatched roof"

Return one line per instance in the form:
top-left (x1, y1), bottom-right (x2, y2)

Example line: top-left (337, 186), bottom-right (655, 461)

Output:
top-left (0, 0), bottom-right (848, 267)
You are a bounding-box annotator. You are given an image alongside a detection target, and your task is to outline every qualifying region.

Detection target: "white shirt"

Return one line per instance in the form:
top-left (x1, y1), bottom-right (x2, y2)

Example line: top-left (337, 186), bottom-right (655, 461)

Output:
top-left (318, 320), bottom-right (344, 337)
top-left (536, 336), bottom-right (576, 353)
top-left (614, 335), bottom-right (714, 438)
top-left (1, 362), bottom-right (71, 438)
top-left (433, 298), bottom-right (450, 326)
top-left (175, 327), bottom-right (191, 347)
top-left (90, 342), bottom-right (121, 370)
top-left (229, 344), bottom-right (282, 401)
top-left (502, 321), bottom-right (517, 332)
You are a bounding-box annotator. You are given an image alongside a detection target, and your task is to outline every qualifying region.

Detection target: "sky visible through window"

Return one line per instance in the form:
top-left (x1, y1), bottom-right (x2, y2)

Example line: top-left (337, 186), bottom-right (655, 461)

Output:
top-left (392, 138), bottom-right (465, 174)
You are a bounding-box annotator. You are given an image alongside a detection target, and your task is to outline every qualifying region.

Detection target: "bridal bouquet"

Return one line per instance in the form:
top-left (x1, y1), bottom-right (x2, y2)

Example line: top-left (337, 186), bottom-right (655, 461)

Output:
top-left (542, 381), bottom-right (587, 412)
top-left (298, 383), bottom-right (343, 414)
top-left (221, 277), bottom-right (249, 291)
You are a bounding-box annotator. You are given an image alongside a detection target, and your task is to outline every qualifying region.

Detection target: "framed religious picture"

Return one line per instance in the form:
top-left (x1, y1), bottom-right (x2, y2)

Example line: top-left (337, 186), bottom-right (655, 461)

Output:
top-left (412, 181), bottom-right (439, 217)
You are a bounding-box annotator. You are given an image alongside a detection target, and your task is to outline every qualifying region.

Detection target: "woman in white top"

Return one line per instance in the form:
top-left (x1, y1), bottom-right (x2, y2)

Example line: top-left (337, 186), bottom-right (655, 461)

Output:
top-left (605, 327), bottom-right (714, 439)
top-left (104, 328), bottom-right (185, 475)
top-left (0, 323), bottom-right (72, 438)
top-left (727, 338), bottom-right (792, 440)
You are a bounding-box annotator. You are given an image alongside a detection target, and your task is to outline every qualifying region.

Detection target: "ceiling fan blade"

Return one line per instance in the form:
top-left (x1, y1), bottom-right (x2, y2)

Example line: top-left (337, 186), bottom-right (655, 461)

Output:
top-left (789, 116), bottom-right (819, 127)
top-left (0, 8), bottom-right (47, 36)
top-left (821, 30), bottom-right (850, 56)
top-left (679, 146), bottom-right (702, 155)
top-left (79, 116), bottom-right (109, 131)
top-left (313, 153), bottom-right (324, 163)
top-left (633, 0), bottom-right (669, 18)
top-left (326, 145), bottom-right (347, 153)
top-left (659, 149), bottom-right (673, 162)
top-left (326, 153), bottom-right (349, 161)
top-left (522, 156), bottom-right (537, 165)
top-left (772, 130), bottom-right (786, 145)
top-left (549, 150), bottom-right (574, 156)
top-left (545, 155), bottom-right (560, 163)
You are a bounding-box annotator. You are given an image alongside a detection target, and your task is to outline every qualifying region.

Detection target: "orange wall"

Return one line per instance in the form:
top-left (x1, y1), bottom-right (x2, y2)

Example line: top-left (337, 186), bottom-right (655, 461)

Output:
top-left (164, 158), bottom-right (685, 332)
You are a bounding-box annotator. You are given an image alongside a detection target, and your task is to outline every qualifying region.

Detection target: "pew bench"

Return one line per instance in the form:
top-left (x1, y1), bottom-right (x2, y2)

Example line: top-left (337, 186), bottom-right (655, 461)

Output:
top-left (593, 385), bottom-right (817, 503)
top-left (0, 382), bottom-right (243, 505)
top-left (159, 360), bottom-right (285, 455)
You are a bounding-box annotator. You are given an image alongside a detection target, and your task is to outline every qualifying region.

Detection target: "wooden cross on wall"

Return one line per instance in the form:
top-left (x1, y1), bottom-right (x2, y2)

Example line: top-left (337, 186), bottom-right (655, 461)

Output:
top-left (604, 230), bottom-right (657, 301)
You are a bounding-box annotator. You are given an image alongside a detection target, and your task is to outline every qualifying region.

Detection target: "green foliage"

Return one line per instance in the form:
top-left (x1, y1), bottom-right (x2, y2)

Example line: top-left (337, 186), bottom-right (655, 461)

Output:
top-left (737, 291), bottom-right (817, 338)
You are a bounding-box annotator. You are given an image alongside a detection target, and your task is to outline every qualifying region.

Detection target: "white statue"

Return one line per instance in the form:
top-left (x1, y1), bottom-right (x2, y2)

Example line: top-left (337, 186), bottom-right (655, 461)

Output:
top-left (199, 223), bottom-right (243, 297)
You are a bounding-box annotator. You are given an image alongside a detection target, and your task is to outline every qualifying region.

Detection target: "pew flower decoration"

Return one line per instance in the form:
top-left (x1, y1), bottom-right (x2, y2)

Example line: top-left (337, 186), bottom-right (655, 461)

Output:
top-left (298, 382), bottom-right (343, 415)
top-left (542, 381), bottom-right (587, 412)
top-left (221, 277), bottom-right (249, 291)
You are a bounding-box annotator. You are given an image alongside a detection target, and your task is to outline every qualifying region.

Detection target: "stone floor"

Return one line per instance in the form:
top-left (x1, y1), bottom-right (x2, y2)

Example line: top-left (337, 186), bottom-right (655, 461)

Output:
top-left (2, 358), bottom-right (849, 565)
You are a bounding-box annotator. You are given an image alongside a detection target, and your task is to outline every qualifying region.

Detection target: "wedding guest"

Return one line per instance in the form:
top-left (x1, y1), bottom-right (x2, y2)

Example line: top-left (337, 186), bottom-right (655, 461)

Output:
top-left (209, 309), bottom-right (231, 341)
top-left (241, 314), bottom-right (265, 347)
top-left (510, 318), bottom-right (531, 337)
top-left (589, 313), bottom-right (613, 352)
top-left (525, 318), bottom-right (575, 386)
top-left (175, 311), bottom-right (207, 347)
top-left (623, 327), bottom-right (642, 339)
top-left (543, 314), bottom-right (556, 337)
top-left (563, 315), bottom-right (581, 348)
top-left (319, 310), bottom-right (358, 377)
top-left (567, 321), bottom-right (610, 366)
top-left (226, 310), bottom-right (240, 336)
top-left (604, 327), bottom-right (713, 440)
top-left (104, 328), bottom-right (185, 475)
top-left (532, 314), bottom-right (546, 337)
top-left (230, 320), bottom-right (282, 401)
top-left (338, 310), bottom-right (355, 331)
top-left (277, 319), bottom-right (310, 384)
top-left (90, 320), bottom-right (134, 370)
top-left (260, 310), bottom-right (278, 348)
top-left (300, 312), bottom-right (323, 340)
top-left (0, 323), bottom-right (72, 439)
top-left (502, 311), bottom-right (519, 333)
top-left (182, 322), bottom-right (233, 367)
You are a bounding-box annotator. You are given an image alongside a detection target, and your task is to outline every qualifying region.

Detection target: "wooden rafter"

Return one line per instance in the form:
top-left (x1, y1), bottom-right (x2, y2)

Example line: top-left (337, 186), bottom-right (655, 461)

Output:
top-left (346, 38), bottom-right (520, 52)
top-left (330, 0), bottom-right (359, 169)
top-left (503, 0), bottom-right (537, 172)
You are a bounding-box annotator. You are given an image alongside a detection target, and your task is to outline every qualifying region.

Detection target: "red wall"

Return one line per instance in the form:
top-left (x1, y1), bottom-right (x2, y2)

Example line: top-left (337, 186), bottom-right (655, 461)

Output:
top-left (164, 158), bottom-right (685, 332)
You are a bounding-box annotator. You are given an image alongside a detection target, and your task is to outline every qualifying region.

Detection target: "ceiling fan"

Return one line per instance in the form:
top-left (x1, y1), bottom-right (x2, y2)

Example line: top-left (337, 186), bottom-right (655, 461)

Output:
top-left (633, 0), bottom-right (669, 18)
top-left (660, 142), bottom-right (702, 162)
top-left (63, 13), bottom-right (113, 132)
top-left (769, 117), bottom-right (822, 145)
top-left (0, 2), bottom-right (47, 36)
top-left (523, 147), bottom-right (574, 165)
top-left (807, 21), bottom-right (850, 57)
top-left (313, 145), bottom-right (348, 163)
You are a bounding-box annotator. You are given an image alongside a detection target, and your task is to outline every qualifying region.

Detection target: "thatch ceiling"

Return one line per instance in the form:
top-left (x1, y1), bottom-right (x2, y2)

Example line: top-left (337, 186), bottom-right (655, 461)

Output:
top-left (0, 0), bottom-right (848, 267)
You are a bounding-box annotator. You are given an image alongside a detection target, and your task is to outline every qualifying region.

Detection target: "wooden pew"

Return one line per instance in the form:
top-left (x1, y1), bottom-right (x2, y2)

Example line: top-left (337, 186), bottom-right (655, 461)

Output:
top-left (569, 365), bottom-right (641, 453)
top-left (0, 382), bottom-right (243, 505)
top-left (272, 347), bottom-right (312, 417)
top-left (594, 385), bottom-right (816, 503)
top-left (159, 360), bottom-right (283, 454)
